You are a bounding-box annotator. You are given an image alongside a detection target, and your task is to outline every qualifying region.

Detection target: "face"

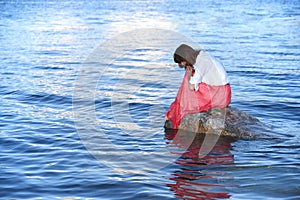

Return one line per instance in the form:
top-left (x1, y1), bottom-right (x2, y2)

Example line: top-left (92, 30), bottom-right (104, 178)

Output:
top-left (178, 61), bottom-right (187, 68)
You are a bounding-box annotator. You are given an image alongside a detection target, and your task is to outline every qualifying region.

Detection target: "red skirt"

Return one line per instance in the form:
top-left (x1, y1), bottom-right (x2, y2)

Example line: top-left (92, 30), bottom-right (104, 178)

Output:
top-left (166, 73), bottom-right (231, 129)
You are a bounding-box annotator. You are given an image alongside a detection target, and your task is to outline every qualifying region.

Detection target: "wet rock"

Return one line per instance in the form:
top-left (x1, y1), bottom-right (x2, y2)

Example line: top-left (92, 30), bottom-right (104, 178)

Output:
top-left (164, 107), bottom-right (271, 139)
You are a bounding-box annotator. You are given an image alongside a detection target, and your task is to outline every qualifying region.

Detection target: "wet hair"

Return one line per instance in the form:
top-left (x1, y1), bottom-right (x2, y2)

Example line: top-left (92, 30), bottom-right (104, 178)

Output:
top-left (173, 44), bottom-right (200, 66)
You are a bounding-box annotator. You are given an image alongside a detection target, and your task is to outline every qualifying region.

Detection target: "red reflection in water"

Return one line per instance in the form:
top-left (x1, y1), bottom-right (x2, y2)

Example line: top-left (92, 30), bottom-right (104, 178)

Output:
top-left (165, 130), bottom-right (236, 200)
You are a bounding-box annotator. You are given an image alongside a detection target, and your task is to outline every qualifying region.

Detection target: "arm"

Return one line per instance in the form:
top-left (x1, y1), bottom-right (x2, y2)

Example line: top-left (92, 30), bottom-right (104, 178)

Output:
top-left (186, 66), bottom-right (195, 91)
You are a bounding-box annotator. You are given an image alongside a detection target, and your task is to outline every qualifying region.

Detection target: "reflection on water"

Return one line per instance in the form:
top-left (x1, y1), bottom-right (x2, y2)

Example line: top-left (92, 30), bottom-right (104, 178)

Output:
top-left (165, 130), bottom-right (236, 200)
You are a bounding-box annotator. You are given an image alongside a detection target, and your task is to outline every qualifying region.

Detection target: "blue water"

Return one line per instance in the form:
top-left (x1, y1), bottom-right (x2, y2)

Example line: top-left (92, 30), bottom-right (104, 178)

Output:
top-left (1, 0), bottom-right (299, 199)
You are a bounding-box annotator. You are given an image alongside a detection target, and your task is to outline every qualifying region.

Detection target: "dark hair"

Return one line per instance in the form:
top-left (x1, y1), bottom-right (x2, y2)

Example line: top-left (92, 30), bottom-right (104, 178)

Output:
top-left (174, 54), bottom-right (189, 64)
top-left (173, 44), bottom-right (200, 66)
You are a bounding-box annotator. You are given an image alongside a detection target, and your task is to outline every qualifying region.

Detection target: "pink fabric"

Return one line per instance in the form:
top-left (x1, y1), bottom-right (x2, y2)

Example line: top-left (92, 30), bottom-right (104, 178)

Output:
top-left (166, 72), bottom-right (231, 129)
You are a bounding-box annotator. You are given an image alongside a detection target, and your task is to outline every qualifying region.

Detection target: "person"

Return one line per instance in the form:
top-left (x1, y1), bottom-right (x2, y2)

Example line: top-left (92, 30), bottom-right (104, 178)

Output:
top-left (165, 44), bottom-right (231, 129)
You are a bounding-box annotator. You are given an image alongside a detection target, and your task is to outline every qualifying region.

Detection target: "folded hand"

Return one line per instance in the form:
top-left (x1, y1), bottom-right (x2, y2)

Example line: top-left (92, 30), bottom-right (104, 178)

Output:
top-left (185, 66), bottom-right (194, 77)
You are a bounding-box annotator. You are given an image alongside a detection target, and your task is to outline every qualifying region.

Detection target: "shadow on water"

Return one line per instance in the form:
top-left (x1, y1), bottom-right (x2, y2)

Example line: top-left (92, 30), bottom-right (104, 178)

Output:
top-left (164, 129), bottom-right (237, 200)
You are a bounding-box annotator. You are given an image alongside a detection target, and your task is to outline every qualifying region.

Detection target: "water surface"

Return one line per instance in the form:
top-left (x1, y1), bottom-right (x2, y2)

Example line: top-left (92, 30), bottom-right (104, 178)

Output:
top-left (0, 0), bottom-right (299, 199)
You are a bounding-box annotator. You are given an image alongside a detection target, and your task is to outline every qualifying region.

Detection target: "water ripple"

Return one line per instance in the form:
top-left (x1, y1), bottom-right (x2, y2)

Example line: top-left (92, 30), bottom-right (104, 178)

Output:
top-left (0, 0), bottom-right (299, 199)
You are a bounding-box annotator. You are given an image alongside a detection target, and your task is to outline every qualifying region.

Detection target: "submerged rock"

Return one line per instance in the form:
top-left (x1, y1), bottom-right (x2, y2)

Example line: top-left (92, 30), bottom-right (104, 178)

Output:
top-left (164, 107), bottom-right (271, 139)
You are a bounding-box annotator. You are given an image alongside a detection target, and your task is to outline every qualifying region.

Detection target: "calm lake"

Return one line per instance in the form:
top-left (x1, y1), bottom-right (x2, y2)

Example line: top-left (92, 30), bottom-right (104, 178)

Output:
top-left (0, 0), bottom-right (299, 199)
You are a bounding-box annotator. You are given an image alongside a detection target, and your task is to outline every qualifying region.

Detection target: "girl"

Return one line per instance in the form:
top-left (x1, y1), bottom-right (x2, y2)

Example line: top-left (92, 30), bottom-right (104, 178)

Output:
top-left (165, 44), bottom-right (231, 129)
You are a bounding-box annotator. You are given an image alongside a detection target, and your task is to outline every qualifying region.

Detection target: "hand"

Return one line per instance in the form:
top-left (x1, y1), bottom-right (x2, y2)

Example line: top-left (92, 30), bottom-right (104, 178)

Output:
top-left (185, 66), bottom-right (194, 77)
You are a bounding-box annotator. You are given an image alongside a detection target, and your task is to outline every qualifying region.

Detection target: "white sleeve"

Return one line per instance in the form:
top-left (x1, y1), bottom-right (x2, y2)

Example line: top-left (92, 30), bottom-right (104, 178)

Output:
top-left (189, 70), bottom-right (202, 91)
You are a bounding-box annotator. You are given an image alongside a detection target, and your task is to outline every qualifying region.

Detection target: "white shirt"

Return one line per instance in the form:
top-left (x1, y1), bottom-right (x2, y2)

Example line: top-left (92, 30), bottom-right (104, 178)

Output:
top-left (189, 51), bottom-right (229, 91)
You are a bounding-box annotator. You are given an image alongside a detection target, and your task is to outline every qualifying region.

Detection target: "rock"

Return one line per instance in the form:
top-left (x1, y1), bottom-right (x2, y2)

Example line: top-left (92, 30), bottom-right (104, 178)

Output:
top-left (164, 107), bottom-right (271, 139)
